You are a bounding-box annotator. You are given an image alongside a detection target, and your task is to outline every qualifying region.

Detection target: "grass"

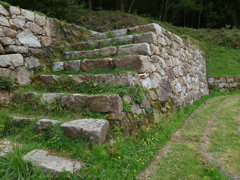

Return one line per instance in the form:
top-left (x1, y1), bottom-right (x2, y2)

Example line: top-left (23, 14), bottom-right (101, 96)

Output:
top-left (208, 94), bottom-right (240, 174)
top-left (0, 92), bottom-right (235, 179)
top-left (150, 95), bottom-right (229, 180)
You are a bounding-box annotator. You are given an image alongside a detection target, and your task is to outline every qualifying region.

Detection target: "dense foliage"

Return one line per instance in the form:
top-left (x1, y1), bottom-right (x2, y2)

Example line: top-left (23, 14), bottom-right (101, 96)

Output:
top-left (5, 0), bottom-right (240, 29)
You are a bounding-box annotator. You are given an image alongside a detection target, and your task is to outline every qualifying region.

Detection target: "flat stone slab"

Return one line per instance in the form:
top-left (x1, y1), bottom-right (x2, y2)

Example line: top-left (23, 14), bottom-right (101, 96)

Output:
top-left (23, 149), bottom-right (84, 174)
top-left (61, 119), bottom-right (109, 144)
top-left (36, 119), bottom-right (60, 132)
top-left (11, 116), bottom-right (35, 126)
top-left (0, 140), bottom-right (14, 156)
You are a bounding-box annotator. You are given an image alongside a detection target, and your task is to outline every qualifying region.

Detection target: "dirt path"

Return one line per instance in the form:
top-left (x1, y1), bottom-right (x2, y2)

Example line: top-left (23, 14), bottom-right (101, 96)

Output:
top-left (138, 95), bottom-right (240, 180)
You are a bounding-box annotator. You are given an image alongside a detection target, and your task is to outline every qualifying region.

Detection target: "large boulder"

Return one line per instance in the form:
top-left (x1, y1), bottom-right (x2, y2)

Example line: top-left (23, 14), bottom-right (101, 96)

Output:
top-left (17, 30), bottom-right (41, 48)
top-left (61, 119), bottom-right (109, 144)
top-left (23, 149), bottom-right (84, 174)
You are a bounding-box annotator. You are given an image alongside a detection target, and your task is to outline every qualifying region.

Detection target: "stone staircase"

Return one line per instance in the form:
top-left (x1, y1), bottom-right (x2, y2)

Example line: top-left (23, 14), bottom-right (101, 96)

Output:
top-left (1, 23), bottom-right (209, 175)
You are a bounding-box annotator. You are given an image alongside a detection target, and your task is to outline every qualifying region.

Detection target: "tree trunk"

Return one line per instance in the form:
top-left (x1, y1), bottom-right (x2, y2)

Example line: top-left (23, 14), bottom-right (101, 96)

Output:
top-left (88, 0), bottom-right (93, 9)
top-left (128, 0), bottom-right (135, 13)
top-left (120, 0), bottom-right (125, 12)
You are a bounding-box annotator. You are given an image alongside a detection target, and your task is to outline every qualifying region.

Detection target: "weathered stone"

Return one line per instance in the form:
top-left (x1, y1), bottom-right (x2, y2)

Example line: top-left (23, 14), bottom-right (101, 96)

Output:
top-left (0, 44), bottom-right (4, 54)
top-left (0, 54), bottom-right (24, 68)
top-left (0, 37), bottom-right (15, 45)
top-left (0, 90), bottom-right (12, 105)
top-left (3, 27), bottom-right (17, 37)
top-left (123, 95), bottom-right (132, 103)
top-left (11, 116), bottom-right (35, 126)
top-left (118, 43), bottom-right (152, 56)
top-left (0, 28), bottom-right (4, 36)
top-left (149, 72), bottom-right (162, 88)
top-left (150, 44), bottom-right (161, 55)
top-left (140, 97), bottom-right (151, 109)
top-left (41, 93), bottom-right (65, 102)
top-left (71, 72), bottom-right (140, 86)
top-left (111, 29), bottom-right (127, 37)
top-left (10, 15), bottom-right (25, 28)
top-left (208, 77), bottom-right (214, 84)
top-left (25, 57), bottom-right (40, 69)
top-left (148, 90), bottom-right (158, 100)
top-left (40, 75), bottom-right (58, 84)
top-left (44, 19), bottom-right (57, 37)
top-left (17, 30), bottom-right (41, 48)
top-left (133, 32), bottom-right (158, 45)
top-left (128, 23), bottom-right (162, 35)
top-left (0, 16), bottom-right (10, 27)
top-left (0, 5), bottom-right (9, 16)
top-left (61, 119), bottom-right (109, 144)
top-left (131, 103), bottom-right (142, 114)
top-left (80, 58), bottom-right (114, 72)
top-left (0, 140), bottom-right (13, 156)
top-left (140, 77), bottom-right (152, 89)
top-left (5, 45), bottom-right (28, 54)
top-left (25, 22), bottom-right (44, 34)
top-left (40, 36), bottom-right (52, 47)
top-left (36, 119), bottom-right (60, 132)
top-left (99, 46), bottom-right (117, 56)
top-left (65, 49), bottom-right (99, 59)
top-left (72, 40), bottom-right (99, 50)
top-left (11, 67), bottom-right (32, 85)
top-left (113, 55), bottom-right (153, 73)
top-left (24, 92), bottom-right (38, 101)
top-left (28, 48), bottom-right (44, 55)
top-left (61, 94), bottom-right (123, 113)
top-left (35, 14), bottom-right (46, 26)
top-left (64, 60), bottom-right (81, 72)
top-left (0, 68), bottom-right (10, 77)
top-left (109, 112), bottom-right (126, 120)
top-left (21, 9), bottom-right (34, 21)
top-left (23, 149), bottom-right (83, 174)
top-left (52, 62), bottom-right (64, 72)
top-left (158, 36), bottom-right (167, 46)
top-left (9, 6), bottom-right (21, 15)
top-left (156, 87), bottom-right (169, 101)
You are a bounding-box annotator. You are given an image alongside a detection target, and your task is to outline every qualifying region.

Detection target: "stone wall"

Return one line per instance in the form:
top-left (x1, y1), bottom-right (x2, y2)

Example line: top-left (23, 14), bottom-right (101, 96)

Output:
top-left (0, 4), bottom-right (86, 85)
top-left (208, 77), bottom-right (240, 91)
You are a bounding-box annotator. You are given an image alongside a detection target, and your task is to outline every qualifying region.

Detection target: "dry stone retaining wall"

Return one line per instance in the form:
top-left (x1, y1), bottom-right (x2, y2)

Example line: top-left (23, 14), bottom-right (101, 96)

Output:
top-left (208, 77), bottom-right (240, 91)
top-left (0, 4), bottom-right (86, 85)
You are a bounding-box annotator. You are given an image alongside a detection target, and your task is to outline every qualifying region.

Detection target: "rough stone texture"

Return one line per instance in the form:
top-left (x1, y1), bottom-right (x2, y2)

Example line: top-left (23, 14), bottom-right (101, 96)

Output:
top-left (9, 6), bottom-right (21, 15)
top-left (4, 45), bottom-right (28, 54)
top-left (3, 27), bottom-right (17, 37)
top-left (11, 67), bottom-right (32, 85)
top-left (0, 68), bottom-right (10, 77)
top-left (0, 90), bottom-right (13, 105)
top-left (25, 57), bottom-right (40, 69)
top-left (64, 60), bottom-right (81, 72)
top-left (35, 14), bottom-right (46, 26)
top-left (208, 77), bottom-right (240, 91)
top-left (133, 32), bottom-right (158, 45)
top-left (61, 119), bottom-right (109, 144)
top-left (65, 49), bottom-right (99, 59)
top-left (52, 62), bottom-right (64, 72)
top-left (0, 54), bottom-right (24, 68)
top-left (0, 44), bottom-right (4, 54)
top-left (118, 43), bottom-right (152, 56)
top-left (0, 5), bottom-right (9, 16)
top-left (40, 72), bottom-right (140, 87)
top-left (21, 9), bottom-right (35, 21)
top-left (17, 30), bottom-right (41, 48)
top-left (61, 94), bottom-right (123, 113)
top-left (0, 140), bottom-right (13, 156)
top-left (23, 149), bottom-right (83, 174)
top-left (11, 116), bottom-right (35, 126)
top-left (80, 58), bottom-right (114, 72)
top-left (25, 22), bottom-right (44, 35)
top-left (0, 16), bottom-right (10, 27)
top-left (41, 93), bottom-right (65, 102)
top-left (99, 46), bottom-right (118, 56)
top-left (36, 119), bottom-right (60, 132)
top-left (0, 37), bottom-right (15, 45)
top-left (10, 16), bottom-right (25, 29)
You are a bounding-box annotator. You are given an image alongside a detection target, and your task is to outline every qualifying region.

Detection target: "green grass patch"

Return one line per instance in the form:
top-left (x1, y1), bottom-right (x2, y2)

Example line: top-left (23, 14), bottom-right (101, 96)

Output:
top-left (0, 92), bottom-right (235, 179)
top-left (0, 76), bottom-right (17, 91)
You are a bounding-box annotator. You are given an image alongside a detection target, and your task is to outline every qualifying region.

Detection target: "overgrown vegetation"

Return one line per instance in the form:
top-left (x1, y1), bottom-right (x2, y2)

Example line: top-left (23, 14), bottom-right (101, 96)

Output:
top-left (0, 77), bottom-right (17, 91)
top-left (0, 92), bottom-right (233, 179)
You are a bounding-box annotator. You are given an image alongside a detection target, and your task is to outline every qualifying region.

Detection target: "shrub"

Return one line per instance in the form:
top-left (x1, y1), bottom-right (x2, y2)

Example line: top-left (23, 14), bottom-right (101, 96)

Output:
top-left (0, 76), bottom-right (17, 91)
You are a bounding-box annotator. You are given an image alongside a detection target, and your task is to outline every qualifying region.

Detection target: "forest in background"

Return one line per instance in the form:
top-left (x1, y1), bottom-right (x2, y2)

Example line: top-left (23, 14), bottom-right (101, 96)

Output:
top-left (4, 0), bottom-right (240, 29)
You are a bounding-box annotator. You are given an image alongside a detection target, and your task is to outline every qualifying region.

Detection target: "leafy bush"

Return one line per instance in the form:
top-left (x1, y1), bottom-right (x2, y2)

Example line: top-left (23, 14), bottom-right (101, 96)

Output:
top-left (0, 76), bottom-right (17, 91)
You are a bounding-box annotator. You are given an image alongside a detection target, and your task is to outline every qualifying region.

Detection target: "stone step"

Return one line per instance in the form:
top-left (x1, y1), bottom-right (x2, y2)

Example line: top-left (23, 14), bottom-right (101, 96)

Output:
top-left (65, 43), bottom-right (152, 59)
top-left (53, 55), bottom-right (153, 73)
top-left (72, 32), bottom-right (158, 51)
top-left (86, 23), bottom-right (163, 40)
top-left (0, 139), bottom-right (14, 156)
top-left (23, 149), bottom-right (84, 174)
top-left (40, 71), bottom-right (140, 86)
top-left (23, 92), bottom-right (123, 113)
top-left (61, 119), bottom-right (109, 144)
